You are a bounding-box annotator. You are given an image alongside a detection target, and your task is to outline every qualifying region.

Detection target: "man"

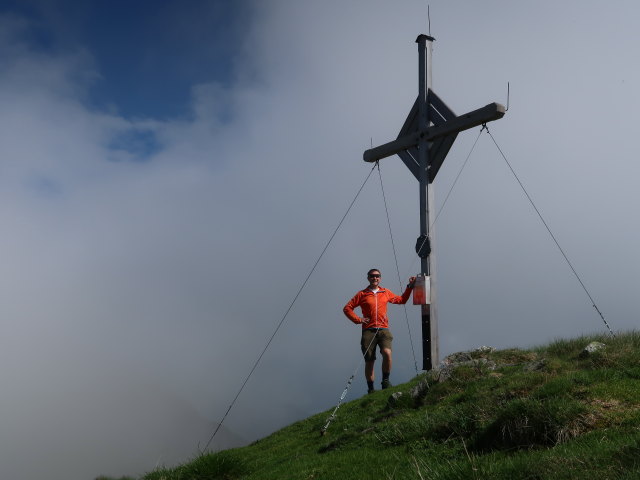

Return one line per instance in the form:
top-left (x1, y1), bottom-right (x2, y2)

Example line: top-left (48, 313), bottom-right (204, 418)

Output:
top-left (343, 268), bottom-right (416, 393)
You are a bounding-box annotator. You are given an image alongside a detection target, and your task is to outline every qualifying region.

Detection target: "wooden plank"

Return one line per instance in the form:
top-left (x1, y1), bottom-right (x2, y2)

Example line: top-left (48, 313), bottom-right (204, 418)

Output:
top-left (398, 92), bottom-right (452, 142)
top-left (428, 89), bottom-right (456, 121)
top-left (364, 131), bottom-right (422, 163)
top-left (428, 133), bottom-right (457, 182)
top-left (363, 102), bottom-right (504, 163)
top-left (397, 150), bottom-right (420, 181)
top-left (428, 102), bottom-right (505, 140)
top-left (398, 97), bottom-right (419, 137)
top-left (429, 104), bottom-right (448, 126)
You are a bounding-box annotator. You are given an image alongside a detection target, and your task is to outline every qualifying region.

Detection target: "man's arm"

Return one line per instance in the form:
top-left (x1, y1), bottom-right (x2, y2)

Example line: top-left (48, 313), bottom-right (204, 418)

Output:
top-left (389, 276), bottom-right (417, 304)
top-left (343, 293), bottom-right (364, 324)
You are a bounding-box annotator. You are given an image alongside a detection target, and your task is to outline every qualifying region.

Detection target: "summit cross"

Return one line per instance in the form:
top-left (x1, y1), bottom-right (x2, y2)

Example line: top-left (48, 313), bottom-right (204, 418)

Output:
top-left (363, 34), bottom-right (505, 370)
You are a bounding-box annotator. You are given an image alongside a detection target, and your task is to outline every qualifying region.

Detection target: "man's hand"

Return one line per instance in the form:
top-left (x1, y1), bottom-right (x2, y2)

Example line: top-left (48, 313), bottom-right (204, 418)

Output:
top-left (408, 276), bottom-right (417, 288)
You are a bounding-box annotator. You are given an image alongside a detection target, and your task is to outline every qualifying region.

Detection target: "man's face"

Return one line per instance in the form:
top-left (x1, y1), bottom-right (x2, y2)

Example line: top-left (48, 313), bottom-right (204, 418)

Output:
top-left (368, 271), bottom-right (381, 288)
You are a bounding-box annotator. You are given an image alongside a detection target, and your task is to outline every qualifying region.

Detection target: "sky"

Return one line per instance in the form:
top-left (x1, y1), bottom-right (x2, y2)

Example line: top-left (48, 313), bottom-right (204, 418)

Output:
top-left (0, 0), bottom-right (638, 479)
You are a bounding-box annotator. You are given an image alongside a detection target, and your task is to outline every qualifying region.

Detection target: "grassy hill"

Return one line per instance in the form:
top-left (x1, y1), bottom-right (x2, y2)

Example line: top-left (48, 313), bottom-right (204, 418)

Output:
top-left (108, 331), bottom-right (640, 480)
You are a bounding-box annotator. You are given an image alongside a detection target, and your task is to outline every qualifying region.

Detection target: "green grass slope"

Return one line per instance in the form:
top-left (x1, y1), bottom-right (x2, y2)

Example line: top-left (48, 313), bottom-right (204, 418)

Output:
top-left (123, 331), bottom-right (640, 480)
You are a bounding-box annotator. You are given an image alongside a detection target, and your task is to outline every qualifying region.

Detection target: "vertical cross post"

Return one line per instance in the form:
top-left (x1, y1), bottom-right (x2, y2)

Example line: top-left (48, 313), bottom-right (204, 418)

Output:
top-left (417, 34), bottom-right (438, 370)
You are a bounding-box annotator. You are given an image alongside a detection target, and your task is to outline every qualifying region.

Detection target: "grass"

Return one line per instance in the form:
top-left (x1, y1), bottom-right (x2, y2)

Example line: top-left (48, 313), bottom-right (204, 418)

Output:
top-left (103, 330), bottom-right (640, 480)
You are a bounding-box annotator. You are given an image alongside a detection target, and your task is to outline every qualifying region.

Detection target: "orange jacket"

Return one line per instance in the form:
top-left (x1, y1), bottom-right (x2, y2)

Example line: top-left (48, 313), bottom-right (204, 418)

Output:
top-left (343, 286), bottom-right (412, 330)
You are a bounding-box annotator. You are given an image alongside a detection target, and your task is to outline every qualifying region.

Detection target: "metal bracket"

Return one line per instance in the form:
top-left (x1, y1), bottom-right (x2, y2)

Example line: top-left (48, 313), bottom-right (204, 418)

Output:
top-left (415, 234), bottom-right (431, 258)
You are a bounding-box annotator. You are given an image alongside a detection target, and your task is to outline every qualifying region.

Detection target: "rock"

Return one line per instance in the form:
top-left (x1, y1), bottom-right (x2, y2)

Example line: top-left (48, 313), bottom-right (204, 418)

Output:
top-left (387, 392), bottom-right (404, 407)
top-left (410, 378), bottom-right (430, 400)
top-left (579, 341), bottom-right (606, 358)
top-left (435, 365), bottom-right (454, 383)
top-left (442, 346), bottom-right (496, 366)
top-left (523, 358), bottom-right (547, 371)
top-left (442, 351), bottom-right (472, 365)
top-left (473, 346), bottom-right (496, 355)
top-left (435, 358), bottom-right (497, 383)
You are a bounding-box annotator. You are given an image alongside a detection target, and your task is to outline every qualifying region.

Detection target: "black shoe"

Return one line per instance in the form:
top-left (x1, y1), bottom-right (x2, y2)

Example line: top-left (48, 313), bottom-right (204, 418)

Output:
top-left (381, 379), bottom-right (392, 389)
top-left (367, 388), bottom-right (375, 394)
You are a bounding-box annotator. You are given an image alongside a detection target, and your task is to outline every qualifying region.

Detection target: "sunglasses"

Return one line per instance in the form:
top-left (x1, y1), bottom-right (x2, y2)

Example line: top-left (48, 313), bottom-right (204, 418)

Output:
top-left (368, 274), bottom-right (381, 278)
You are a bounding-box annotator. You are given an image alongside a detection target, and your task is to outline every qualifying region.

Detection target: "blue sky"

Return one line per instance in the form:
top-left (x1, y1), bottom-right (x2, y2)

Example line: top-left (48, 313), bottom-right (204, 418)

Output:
top-left (0, 1), bottom-right (638, 479)
top-left (1, 0), bottom-right (249, 118)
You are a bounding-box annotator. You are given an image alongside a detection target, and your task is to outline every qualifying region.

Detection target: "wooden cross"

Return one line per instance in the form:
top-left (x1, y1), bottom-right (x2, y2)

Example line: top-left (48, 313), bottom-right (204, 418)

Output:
top-left (363, 34), bottom-right (505, 370)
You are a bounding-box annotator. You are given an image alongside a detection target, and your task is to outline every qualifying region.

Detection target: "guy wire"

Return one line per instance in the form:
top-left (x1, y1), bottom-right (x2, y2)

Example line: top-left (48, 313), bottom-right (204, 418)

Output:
top-left (376, 161), bottom-right (419, 375)
top-left (432, 126), bottom-right (485, 228)
top-left (203, 162), bottom-right (378, 451)
top-left (406, 126), bottom-right (485, 277)
top-left (485, 127), bottom-right (615, 337)
top-left (321, 327), bottom-right (381, 435)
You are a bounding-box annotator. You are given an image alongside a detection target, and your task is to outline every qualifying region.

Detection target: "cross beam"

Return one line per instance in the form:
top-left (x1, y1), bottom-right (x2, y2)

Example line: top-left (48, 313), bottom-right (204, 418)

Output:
top-left (364, 34), bottom-right (505, 370)
top-left (363, 102), bottom-right (505, 169)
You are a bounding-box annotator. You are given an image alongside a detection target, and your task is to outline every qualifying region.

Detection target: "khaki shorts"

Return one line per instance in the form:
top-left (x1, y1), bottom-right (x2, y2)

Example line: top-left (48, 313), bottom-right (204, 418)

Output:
top-left (360, 328), bottom-right (393, 361)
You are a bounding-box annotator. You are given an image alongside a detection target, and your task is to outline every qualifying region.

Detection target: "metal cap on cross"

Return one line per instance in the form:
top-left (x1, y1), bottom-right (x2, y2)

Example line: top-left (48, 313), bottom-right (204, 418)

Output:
top-left (363, 34), bottom-right (505, 370)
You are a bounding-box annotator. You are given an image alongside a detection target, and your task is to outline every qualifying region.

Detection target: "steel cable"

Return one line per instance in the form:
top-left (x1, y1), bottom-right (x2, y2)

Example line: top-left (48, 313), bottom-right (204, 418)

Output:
top-left (406, 127), bottom-right (485, 278)
top-left (376, 161), bottom-right (419, 376)
top-left (320, 327), bottom-right (381, 435)
top-left (485, 127), bottom-right (615, 337)
top-left (203, 163), bottom-right (378, 451)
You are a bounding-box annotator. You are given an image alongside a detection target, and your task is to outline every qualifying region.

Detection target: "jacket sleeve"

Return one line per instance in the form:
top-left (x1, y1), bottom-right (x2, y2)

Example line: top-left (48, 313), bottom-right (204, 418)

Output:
top-left (343, 293), bottom-right (363, 324)
top-left (388, 286), bottom-right (412, 305)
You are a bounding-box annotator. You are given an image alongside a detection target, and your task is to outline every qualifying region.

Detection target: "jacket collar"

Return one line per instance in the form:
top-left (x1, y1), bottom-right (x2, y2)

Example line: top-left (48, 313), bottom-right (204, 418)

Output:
top-left (363, 286), bottom-right (386, 294)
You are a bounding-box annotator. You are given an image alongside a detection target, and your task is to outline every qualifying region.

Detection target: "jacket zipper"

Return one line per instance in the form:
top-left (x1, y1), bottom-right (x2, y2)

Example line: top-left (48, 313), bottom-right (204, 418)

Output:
top-left (375, 291), bottom-right (378, 328)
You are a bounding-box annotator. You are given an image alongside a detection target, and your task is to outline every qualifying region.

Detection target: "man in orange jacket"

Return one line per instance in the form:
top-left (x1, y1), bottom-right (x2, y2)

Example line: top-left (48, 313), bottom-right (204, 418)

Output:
top-left (343, 268), bottom-right (416, 393)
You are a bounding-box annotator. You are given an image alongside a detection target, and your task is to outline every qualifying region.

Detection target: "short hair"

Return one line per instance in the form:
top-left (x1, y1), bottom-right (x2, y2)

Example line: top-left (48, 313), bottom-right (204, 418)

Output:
top-left (367, 268), bottom-right (381, 276)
